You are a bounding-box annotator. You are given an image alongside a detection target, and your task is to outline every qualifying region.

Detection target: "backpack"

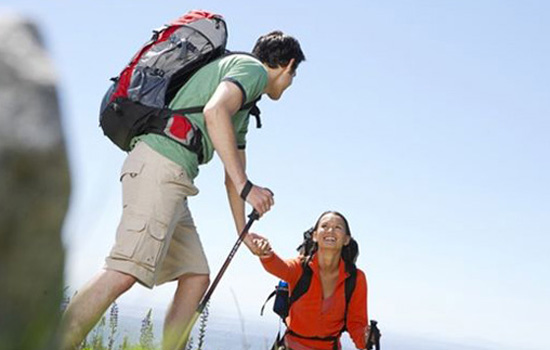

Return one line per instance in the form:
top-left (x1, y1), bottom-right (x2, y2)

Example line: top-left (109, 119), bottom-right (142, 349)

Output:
top-left (261, 261), bottom-right (357, 321)
top-left (99, 10), bottom-right (260, 161)
top-left (261, 259), bottom-right (357, 350)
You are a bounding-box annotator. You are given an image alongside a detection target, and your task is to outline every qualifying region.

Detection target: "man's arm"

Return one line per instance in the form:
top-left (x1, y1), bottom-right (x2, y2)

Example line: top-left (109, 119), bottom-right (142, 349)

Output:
top-left (225, 149), bottom-right (247, 233)
top-left (203, 81), bottom-right (274, 223)
top-left (224, 150), bottom-right (262, 254)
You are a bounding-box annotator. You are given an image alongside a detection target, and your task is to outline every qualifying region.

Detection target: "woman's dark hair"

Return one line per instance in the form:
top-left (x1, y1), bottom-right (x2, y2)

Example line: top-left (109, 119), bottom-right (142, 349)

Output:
top-left (298, 211), bottom-right (359, 267)
top-left (252, 30), bottom-right (306, 72)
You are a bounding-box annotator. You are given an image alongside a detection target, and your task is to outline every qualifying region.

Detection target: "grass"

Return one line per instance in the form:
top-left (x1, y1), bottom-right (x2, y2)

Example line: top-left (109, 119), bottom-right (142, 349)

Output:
top-left (62, 293), bottom-right (210, 350)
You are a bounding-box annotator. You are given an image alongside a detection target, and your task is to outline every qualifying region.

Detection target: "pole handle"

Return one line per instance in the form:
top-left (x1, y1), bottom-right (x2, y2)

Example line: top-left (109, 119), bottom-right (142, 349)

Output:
top-left (248, 209), bottom-right (260, 221)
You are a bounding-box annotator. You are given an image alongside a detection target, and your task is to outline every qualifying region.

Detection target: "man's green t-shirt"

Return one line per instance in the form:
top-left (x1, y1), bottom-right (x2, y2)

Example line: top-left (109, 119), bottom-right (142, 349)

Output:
top-left (133, 54), bottom-right (268, 179)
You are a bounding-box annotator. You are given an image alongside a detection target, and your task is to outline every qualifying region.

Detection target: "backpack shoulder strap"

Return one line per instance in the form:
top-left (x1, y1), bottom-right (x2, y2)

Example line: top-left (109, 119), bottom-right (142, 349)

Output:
top-left (289, 260), bottom-right (313, 308)
top-left (172, 51), bottom-right (263, 126)
top-left (285, 262), bottom-right (358, 350)
top-left (289, 261), bottom-right (357, 311)
top-left (260, 289), bottom-right (277, 316)
top-left (220, 51), bottom-right (263, 127)
top-left (342, 264), bottom-right (358, 332)
top-left (345, 264), bottom-right (357, 304)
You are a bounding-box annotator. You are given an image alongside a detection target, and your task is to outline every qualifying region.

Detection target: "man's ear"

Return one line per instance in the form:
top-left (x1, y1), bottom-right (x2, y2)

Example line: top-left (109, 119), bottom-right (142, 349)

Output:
top-left (283, 58), bottom-right (296, 73)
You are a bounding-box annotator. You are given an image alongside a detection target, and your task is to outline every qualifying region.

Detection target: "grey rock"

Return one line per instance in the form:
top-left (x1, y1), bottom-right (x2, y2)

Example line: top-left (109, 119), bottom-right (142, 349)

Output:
top-left (0, 13), bottom-right (70, 350)
top-left (0, 13), bottom-right (63, 151)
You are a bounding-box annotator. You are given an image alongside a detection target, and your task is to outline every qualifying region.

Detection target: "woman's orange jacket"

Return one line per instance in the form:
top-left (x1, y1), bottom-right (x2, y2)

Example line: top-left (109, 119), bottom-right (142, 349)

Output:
top-left (261, 253), bottom-right (368, 350)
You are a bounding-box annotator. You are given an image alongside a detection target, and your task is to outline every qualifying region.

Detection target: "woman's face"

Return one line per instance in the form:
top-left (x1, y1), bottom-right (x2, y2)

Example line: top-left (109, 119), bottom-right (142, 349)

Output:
top-left (313, 213), bottom-right (351, 251)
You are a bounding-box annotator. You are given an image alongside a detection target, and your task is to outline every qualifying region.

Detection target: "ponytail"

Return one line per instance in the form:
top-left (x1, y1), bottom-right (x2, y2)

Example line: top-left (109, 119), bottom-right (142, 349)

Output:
top-left (341, 237), bottom-right (359, 266)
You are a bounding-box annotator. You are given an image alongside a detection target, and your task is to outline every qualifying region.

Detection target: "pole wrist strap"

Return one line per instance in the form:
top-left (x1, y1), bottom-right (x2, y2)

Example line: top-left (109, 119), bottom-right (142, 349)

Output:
top-left (240, 180), bottom-right (253, 200)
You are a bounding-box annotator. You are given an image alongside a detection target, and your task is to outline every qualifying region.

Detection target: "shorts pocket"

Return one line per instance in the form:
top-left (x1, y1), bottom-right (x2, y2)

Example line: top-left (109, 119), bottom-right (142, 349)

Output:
top-left (134, 219), bottom-right (169, 269)
top-left (161, 165), bottom-right (199, 196)
top-left (120, 157), bottom-right (145, 182)
top-left (111, 215), bottom-right (147, 258)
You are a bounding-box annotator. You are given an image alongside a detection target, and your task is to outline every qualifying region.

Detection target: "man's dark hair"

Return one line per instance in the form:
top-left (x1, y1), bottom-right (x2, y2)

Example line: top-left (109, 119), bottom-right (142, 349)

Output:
top-left (252, 30), bottom-right (305, 72)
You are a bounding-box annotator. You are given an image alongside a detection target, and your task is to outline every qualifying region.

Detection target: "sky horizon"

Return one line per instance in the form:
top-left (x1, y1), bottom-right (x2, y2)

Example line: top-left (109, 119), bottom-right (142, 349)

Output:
top-left (2, 1), bottom-right (549, 350)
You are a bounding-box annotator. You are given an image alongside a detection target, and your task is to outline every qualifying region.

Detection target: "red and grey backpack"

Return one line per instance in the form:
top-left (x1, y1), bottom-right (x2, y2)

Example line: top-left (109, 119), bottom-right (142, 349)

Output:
top-left (99, 10), bottom-right (259, 162)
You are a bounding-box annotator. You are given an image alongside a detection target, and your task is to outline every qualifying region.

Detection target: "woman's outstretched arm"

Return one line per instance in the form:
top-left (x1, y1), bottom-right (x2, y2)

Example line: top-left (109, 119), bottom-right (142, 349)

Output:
top-left (251, 234), bottom-right (301, 285)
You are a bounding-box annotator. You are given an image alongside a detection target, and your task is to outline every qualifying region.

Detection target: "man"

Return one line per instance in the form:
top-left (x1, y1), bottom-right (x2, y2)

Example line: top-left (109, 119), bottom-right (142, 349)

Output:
top-left (61, 30), bottom-right (305, 350)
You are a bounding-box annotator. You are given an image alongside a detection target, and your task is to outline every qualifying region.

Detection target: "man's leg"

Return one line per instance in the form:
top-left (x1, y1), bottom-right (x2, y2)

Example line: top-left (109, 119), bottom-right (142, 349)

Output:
top-left (60, 269), bottom-right (136, 350)
top-left (163, 273), bottom-right (210, 350)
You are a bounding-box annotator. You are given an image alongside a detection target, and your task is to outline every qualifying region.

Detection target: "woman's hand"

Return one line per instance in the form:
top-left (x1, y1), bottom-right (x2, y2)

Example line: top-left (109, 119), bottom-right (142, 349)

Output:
top-left (244, 232), bottom-right (273, 257)
top-left (256, 236), bottom-right (274, 258)
top-left (364, 322), bottom-right (381, 349)
top-left (364, 325), bottom-right (372, 348)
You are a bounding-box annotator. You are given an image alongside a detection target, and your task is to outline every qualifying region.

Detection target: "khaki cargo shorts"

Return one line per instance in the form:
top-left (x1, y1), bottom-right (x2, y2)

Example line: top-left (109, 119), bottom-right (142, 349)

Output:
top-left (105, 142), bottom-right (210, 288)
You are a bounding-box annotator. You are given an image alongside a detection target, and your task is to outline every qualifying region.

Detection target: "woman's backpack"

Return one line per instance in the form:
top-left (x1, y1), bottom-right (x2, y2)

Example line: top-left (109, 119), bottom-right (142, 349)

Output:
top-left (260, 261), bottom-right (357, 322)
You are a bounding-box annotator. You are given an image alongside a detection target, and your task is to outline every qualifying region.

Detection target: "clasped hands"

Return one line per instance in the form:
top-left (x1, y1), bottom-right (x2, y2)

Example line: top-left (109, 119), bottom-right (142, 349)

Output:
top-left (243, 232), bottom-right (273, 257)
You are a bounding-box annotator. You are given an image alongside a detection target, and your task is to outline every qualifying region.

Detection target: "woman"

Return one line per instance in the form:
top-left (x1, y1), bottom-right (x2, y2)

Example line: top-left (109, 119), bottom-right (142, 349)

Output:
top-left (254, 211), bottom-right (370, 350)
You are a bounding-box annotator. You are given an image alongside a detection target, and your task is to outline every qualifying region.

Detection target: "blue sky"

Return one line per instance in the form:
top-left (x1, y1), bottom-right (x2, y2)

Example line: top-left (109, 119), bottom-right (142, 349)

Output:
top-left (2, 1), bottom-right (549, 349)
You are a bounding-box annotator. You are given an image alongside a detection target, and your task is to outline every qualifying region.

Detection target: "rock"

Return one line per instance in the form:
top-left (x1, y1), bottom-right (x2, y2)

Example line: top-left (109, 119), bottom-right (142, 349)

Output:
top-left (0, 13), bottom-right (70, 350)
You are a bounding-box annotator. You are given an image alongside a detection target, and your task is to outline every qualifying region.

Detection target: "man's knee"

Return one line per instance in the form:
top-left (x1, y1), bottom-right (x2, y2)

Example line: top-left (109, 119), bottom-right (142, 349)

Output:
top-left (177, 273), bottom-right (210, 293)
top-left (104, 269), bottom-right (137, 295)
top-left (196, 274), bottom-right (210, 292)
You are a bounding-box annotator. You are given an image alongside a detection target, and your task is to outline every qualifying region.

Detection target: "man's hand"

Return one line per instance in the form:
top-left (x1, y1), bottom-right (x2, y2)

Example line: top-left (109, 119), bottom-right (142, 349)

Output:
top-left (244, 185), bottom-right (274, 216)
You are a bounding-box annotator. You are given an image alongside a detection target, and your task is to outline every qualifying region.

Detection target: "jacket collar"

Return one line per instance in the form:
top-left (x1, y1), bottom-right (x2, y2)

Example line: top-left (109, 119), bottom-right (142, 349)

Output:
top-left (309, 253), bottom-right (350, 284)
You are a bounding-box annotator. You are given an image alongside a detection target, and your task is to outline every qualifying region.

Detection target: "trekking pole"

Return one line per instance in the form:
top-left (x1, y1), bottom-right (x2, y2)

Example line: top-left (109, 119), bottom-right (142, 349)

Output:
top-left (175, 209), bottom-right (260, 350)
top-left (366, 319), bottom-right (381, 350)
